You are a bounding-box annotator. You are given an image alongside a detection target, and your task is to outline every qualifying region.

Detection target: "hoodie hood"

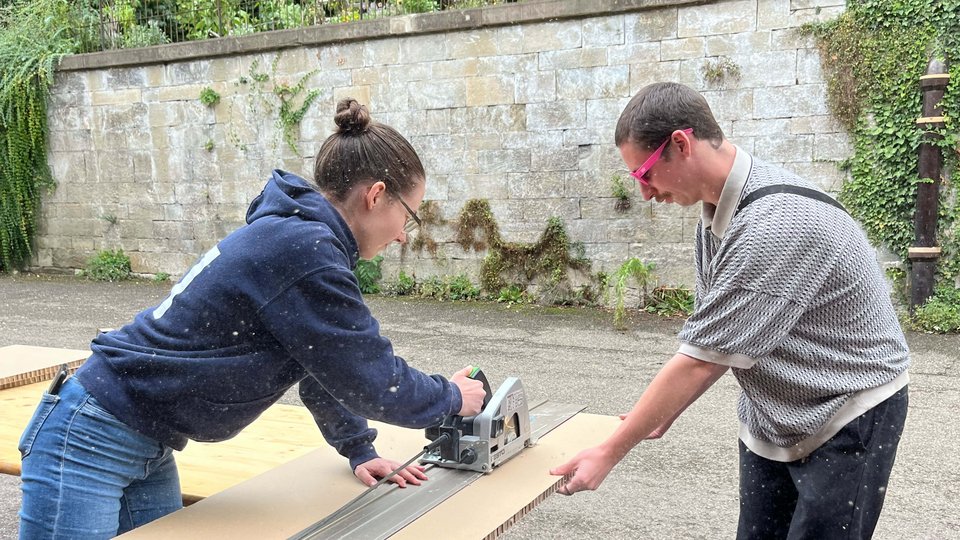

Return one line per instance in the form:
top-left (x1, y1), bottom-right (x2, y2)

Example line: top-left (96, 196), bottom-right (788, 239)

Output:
top-left (246, 169), bottom-right (359, 268)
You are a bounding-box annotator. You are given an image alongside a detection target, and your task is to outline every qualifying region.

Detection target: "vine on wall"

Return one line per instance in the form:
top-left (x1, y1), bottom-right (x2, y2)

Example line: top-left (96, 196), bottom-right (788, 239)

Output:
top-left (804, 0), bottom-right (960, 287)
top-left (0, 0), bottom-right (81, 271)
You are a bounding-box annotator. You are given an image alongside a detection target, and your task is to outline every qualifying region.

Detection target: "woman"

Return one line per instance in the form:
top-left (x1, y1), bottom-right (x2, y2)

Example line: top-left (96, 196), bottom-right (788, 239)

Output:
top-left (18, 98), bottom-right (486, 539)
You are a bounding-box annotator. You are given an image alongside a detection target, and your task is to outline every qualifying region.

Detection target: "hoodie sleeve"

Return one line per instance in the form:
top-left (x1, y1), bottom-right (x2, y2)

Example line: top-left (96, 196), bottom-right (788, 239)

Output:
top-left (298, 376), bottom-right (378, 469)
top-left (258, 264), bottom-right (463, 456)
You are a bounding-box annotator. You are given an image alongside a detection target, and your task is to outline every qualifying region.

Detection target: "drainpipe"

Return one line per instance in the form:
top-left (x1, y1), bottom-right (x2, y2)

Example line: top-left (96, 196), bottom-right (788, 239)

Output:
top-left (909, 57), bottom-right (949, 311)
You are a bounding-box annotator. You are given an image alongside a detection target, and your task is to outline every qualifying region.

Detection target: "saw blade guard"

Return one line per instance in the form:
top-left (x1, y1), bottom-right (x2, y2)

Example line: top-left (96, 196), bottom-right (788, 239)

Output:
top-left (422, 376), bottom-right (532, 473)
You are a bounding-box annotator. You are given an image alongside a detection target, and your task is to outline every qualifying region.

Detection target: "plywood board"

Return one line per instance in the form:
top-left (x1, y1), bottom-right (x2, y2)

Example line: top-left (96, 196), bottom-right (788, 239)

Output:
top-left (0, 345), bottom-right (89, 390)
top-left (121, 413), bottom-right (620, 539)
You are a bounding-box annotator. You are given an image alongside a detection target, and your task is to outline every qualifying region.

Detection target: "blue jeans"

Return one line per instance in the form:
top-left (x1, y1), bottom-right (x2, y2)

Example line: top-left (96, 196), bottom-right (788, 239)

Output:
top-left (18, 377), bottom-right (182, 539)
top-left (737, 386), bottom-right (908, 540)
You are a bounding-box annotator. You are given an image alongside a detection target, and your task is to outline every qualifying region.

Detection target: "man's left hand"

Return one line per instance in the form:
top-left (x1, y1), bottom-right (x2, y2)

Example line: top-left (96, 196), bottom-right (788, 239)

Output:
top-left (354, 457), bottom-right (427, 487)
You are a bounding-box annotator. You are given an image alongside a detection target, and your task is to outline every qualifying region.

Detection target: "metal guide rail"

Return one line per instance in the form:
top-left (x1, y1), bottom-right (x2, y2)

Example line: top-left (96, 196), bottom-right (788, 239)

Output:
top-left (289, 402), bottom-right (584, 540)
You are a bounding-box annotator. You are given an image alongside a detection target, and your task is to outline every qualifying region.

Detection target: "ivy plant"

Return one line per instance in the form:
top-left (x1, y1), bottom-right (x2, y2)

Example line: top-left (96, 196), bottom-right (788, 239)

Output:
top-left (0, 0), bottom-right (82, 271)
top-left (803, 0), bottom-right (959, 289)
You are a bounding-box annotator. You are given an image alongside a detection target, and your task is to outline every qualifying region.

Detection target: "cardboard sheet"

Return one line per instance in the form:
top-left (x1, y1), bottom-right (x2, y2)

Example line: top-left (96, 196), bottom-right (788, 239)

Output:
top-left (1, 379), bottom-right (326, 499)
top-left (0, 345), bottom-right (88, 390)
top-left (121, 412), bottom-right (620, 539)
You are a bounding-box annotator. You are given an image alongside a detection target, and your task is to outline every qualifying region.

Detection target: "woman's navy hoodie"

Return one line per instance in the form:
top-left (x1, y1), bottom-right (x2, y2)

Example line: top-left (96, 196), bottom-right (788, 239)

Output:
top-left (75, 170), bottom-right (462, 469)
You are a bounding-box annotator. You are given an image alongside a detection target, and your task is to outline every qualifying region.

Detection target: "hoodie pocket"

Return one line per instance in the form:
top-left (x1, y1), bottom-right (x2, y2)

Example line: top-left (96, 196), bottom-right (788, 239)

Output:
top-left (18, 394), bottom-right (60, 459)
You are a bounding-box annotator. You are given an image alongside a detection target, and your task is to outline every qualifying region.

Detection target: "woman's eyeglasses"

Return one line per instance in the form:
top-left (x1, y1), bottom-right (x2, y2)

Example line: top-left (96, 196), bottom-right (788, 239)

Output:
top-left (397, 197), bottom-right (422, 233)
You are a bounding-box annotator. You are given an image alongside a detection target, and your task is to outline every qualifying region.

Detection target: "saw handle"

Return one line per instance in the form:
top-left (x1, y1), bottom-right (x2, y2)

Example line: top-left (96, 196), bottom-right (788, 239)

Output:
top-left (468, 367), bottom-right (493, 410)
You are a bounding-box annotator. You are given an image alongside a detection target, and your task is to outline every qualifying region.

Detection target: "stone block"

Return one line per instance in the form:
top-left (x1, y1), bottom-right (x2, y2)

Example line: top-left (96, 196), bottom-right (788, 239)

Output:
top-left (587, 97), bottom-right (631, 125)
top-left (466, 134), bottom-right (501, 151)
top-left (477, 53), bottom-right (538, 76)
top-left (477, 149), bottom-right (531, 174)
top-left (96, 103), bottom-right (150, 131)
top-left (104, 67), bottom-right (146, 89)
top-left (515, 71), bottom-right (557, 104)
top-left (369, 84), bottom-right (411, 112)
top-left (754, 84), bottom-right (830, 118)
top-left (352, 67), bottom-right (384, 85)
top-left (531, 143), bottom-right (579, 172)
top-left (208, 57), bottom-right (238, 83)
top-left (802, 160), bottom-right (848, 192)
top-left (317, 43), bottom-right (365, 71)
top-left (563, 129), bottom-right (613, 147)
top-left (583, 15), bottom-right (626, 47)
top-left (730, 118), bottom-right (791, 137)
top-left (758, 0), bottom-right (791, 30)
top-left (507, 171), bottom-right (565, 198)
top-left (607, 42), bottom-right (662, 66)
top-left (565, 169), bottom-right (612, 198)
top-left (333, 86), bottom-right (371, 107)
top-left (582, 242), bottom-right (631, 266)
top-left (538, 48), bottom-right (608, 71)
top-left (448, 174), bottom-right (511, 200)
top-left (797, 47), bottom-right (824, 84)
top-left (736, 50), bottom-right (799, 87)
top-left (625, 9), bottom-right (679, 42)
top-left (526, 101), bottom-right (585, 131)
top-left (410, 79), bottom-right (466, 110)
top-left (156, 84), bottom-right (209, 103)
top-left (789, 115), bottom-right (843, 134)
top-left (789, 5), bottom-right (845, 26)
top-left (466, 76), bottom-right (515, 106)
top-left (385, 63), bottom-right (432, 83)
top-left (494, 26), bottom-right (524, 56)
top-left (754, 133), bottom-right (814, 162)
top-left (49, 107), bottom-right (92, 131)
top-left (630, 61), bottom-right (682, 91)
top-left (377, 109), bottom-right (429, 137)
top-left (519, 198), bottom-right (581, 223)
top-left (424, 109), bottom-right (451, 134)
top-left (705, 32), bottom-right (773, 57)
top-left (559, 65), bottom-right (630, 100)
top-left (363, 37), bottom-right (402, 66)
top-left (91, 89), bottom-right (142, 107)
top-left (401, 34), bottom-right (448, 63)
top-left (791, 0), bottom-right (846, 9)
top-left (812, 132), bottom-right (852, 162)
top-left (450, 105), bottom-right (526, 134)
top-left (432, 58), bottom-right (480, 79)
top-left (166, 60), bottom-right (212, 86)
top-left (678, 0), bottom-right (756, 37)
top-left (522, 21), bottom-right (583, 53)
top-left (447, 28), bottom-right (499, 58)
top-left (662, 37), bottom-right (705, 61)
top-left (420, 149), bottom-right (465, 175)
top-left (771, 27), bottom-right (813, 50)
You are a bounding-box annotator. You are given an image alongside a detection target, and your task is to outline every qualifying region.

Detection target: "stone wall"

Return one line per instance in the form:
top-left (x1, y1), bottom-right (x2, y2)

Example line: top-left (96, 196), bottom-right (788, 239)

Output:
top-left (38, 0), bottom-right (848, 292)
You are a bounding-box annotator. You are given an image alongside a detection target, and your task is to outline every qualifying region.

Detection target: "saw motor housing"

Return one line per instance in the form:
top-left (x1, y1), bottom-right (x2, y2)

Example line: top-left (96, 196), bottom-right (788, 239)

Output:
top-left (422, 376), bottom-right (532, 473)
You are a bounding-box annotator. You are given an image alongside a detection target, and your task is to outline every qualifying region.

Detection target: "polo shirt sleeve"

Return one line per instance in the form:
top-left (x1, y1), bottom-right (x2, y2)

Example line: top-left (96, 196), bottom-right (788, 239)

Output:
top-left (678, 200), bottom-right (842, 369)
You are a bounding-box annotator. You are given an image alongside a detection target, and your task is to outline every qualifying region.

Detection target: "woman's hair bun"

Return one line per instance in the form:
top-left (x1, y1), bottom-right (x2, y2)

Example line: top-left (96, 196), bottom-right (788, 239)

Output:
top-left (334, 98), bottom-right (371, 134)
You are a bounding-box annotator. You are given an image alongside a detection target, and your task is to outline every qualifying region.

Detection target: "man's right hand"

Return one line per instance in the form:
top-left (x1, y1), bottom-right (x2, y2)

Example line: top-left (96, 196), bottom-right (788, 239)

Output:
top-left (450, 366), bottom-right (485, 416)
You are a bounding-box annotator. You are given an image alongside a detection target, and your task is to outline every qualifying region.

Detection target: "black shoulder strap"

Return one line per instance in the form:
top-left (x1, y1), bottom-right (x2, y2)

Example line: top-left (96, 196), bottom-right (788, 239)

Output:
top-left (736, 184), bottom-right (847, 214)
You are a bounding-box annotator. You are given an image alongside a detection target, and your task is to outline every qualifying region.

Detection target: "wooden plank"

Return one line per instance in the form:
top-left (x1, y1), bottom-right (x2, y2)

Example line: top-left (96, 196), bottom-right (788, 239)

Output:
top-left (120, 413), bottom-right (620, 539)
top-left (0, 345), bottom-right (89, 390)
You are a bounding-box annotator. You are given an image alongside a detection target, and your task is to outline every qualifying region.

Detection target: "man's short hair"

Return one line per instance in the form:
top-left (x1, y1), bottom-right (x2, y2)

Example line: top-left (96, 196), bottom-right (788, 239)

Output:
top-left (615, 82), bottom-right (725, 151)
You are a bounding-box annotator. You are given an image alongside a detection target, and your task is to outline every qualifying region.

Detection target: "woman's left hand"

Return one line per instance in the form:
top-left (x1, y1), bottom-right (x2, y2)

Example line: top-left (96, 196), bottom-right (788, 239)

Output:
top-left (354, 457), bottom-right (428, 487)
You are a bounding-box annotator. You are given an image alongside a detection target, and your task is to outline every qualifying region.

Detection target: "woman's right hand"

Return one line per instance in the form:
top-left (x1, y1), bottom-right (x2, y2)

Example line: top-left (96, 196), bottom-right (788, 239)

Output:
top-left (450, 366), bottom-right (485, 416)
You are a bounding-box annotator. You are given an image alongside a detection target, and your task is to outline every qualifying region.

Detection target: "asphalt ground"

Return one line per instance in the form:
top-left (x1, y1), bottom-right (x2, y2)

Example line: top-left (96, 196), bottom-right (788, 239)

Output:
top-left (1, 273), bottom-right (958, 539)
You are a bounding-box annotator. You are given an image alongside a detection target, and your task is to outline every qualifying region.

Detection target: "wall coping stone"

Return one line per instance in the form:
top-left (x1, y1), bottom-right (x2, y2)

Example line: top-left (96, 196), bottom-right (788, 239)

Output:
top-left (57, 0), bottom-right (707, 72)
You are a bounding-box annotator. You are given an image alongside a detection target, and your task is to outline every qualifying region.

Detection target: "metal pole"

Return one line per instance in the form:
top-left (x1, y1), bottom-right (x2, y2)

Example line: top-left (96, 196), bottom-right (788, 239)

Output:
top-left (909, 57), bottom-right (949, 311)
top-left (216, 0), bottom-right (225, 37)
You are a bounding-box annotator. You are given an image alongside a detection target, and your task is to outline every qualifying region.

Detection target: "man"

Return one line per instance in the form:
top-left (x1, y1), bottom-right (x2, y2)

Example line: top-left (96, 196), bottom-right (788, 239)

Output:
top-left (551, 82), bottom-right (909, 539)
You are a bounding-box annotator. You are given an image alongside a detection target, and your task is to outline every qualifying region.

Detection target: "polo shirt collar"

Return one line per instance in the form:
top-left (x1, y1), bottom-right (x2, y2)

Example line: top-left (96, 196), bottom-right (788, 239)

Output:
top-left (701, 145), bottom-right (751, 239)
